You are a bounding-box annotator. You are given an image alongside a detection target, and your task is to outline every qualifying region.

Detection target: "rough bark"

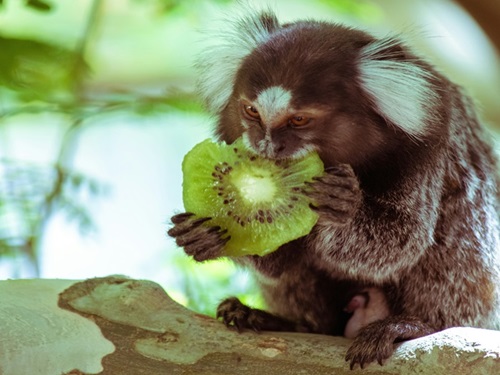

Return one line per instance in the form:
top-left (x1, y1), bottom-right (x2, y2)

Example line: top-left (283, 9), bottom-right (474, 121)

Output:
top-left (0, 276), bottom-right (499, 375)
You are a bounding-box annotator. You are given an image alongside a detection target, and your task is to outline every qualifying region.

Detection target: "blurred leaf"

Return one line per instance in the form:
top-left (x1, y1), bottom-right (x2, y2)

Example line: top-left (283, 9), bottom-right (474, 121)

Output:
top-left (130, 0), bottom-right (231, 16)
top-left (169, 253), bottom-right (263, 316)
top-left (25, 0), bottom-right (53, 12)
top-left (318, 0), bottom-right (383, 22)
top-left (0, 240), bottom-right (19, 257)
top-left (83, 89), bottom-right (203, 116)
top-left (0, 36), bottom-right (88, 104)
top-left (163, 91), bottom-right (204, 113)
top-left (0, 159), bottom-right (105, 255)
top-left (58, 197), bottom-right (95, 235)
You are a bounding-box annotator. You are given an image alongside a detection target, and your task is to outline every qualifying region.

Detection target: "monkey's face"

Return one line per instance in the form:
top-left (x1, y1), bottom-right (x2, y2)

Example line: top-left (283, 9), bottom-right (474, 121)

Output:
top-left (234, 87), bottom-right (383, 167)
top-left (210, 19), bottom-right (438, 168)
top-left (238, 86), bottom-right (330, 160)
top-left (217, 23), bottom-right (392, 167)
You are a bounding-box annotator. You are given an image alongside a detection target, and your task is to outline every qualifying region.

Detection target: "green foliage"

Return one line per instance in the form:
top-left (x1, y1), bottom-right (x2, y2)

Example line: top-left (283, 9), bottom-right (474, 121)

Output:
top-left (168, 252), bottom-right (264, 316)
top-left (0, 36), bottom-right (82, 104)
top-left (0, 0), bottom-right (205, 276)
top-left (0, 159), bottom-right (106, 257)
top-left (24, 0), bottom-right (53, 12)
top-left (131, 0), bottom-right (231, 15)
top-left (85, 89), bottom-right (204, 116)
top-left (319, 0), bottom-right (382, 22)
top-left (0, 0), bottom-right (53, 12)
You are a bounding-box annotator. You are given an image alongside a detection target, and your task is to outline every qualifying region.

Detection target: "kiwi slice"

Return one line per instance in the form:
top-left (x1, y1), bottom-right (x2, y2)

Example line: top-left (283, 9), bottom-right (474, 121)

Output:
top-left (182, 138), bottom-right (324, 256)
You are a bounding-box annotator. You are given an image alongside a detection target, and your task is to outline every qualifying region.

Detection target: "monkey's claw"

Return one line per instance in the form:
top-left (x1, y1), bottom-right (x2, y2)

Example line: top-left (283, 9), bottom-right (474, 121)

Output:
top-left (217, 297), bottom-right (311, 333)
top-left (345, 316), bottom-right (434, 369)
top-left (307, 164), bottom-right (361, 224)
top-left (168, 213), bottom-right (229, 261)
top-left (345, 339), bottom-right (391, 370)
top-left (216, 297), bottom-right (263, 332)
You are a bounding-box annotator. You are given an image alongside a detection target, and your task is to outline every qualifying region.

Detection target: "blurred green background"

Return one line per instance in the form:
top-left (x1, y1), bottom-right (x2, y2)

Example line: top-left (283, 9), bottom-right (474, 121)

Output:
top-left (0, 0), bottom-right (499, 316)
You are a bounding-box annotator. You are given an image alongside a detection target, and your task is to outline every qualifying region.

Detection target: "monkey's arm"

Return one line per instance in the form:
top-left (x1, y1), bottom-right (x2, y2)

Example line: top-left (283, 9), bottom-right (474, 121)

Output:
top-left (308, 164), bottom-right (442, 283)
top-left (345, 316), bottom-right (435, 369)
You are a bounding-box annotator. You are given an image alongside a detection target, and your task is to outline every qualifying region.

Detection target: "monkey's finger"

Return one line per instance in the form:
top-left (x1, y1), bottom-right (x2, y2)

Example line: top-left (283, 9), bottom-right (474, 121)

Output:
top-left (170, 212), bottom-right (195, 224)
top-left (180, 228), bottom-right (229, 261)
top-left (217, 297), bottom-right (250, 331)
top-left (188, 236), bottom-right (230, 262)
top-left (311, 174), bottom-right (357, 189)
top-left (167, 216), bottom-right (211, 237)
top-left (346, 352), bottom-right (369, 370)
top-left (324, 164), bottom-right (355, 177)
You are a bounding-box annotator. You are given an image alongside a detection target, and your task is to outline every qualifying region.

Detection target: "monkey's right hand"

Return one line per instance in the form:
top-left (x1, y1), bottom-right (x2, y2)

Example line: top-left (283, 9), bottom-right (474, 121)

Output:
top-left (306, 164), bottom-right (361, 224)
top-left (167, 213), bottom-right (230, 261)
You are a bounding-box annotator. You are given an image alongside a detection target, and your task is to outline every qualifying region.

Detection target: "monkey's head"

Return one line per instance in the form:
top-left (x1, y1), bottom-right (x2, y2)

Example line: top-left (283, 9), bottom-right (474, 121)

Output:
top-left (197, 9), bottom-right (443, 168)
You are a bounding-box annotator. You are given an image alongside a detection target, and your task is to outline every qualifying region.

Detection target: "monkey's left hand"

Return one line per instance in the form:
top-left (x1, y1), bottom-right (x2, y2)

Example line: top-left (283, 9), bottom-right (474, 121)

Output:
top-left (306, 164), bottom-right (361, 224)
top-left (345, 316), bottom-right (435, 369)
top-left (167, 213), bottom-right (229, 261)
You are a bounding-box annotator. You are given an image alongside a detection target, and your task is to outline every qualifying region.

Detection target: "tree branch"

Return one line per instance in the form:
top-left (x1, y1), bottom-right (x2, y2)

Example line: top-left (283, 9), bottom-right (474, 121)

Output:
top-left (1, 276), bottom-right (499, 374)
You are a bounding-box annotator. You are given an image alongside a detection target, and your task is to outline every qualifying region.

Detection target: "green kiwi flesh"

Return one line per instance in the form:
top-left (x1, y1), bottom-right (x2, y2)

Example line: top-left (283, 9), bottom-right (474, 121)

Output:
top-left (182, 138), bottom-right (324, 256)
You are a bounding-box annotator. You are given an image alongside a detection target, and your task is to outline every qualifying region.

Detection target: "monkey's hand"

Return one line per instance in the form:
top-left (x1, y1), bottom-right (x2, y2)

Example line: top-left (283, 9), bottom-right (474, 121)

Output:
top-left (306, 164), bottom-right (361, 224)
top-left (216, 297), bottom-right (310, 333)
top-left (345, 316), bottom-right (435, 369)
top-left (167, 213), bottom-right (230, 261)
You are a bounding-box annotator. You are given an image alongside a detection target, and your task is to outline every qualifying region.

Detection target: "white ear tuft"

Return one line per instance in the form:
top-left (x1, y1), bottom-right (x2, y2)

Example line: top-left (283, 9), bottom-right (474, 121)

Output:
top-left (196, 6), bottom-right (279, 114)
top-left (358, 38), bottom-right (438, 139)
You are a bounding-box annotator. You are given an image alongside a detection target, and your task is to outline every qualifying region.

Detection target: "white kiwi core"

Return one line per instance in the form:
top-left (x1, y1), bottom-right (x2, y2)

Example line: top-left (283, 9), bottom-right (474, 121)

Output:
top-left (231, 168), bottom-right (277, 204)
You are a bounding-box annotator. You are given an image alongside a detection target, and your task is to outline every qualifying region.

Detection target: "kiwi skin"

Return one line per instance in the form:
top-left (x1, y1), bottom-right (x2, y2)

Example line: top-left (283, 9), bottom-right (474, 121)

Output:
top-left (182, 138), bottom-right (324, 257)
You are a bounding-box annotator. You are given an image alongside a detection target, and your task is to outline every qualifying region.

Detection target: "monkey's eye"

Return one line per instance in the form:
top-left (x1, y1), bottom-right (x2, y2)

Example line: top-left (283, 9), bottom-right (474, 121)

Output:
top-left (289, 115), bottom-right (310, 127)
top-left (243, 104), bottom-right (261, 120)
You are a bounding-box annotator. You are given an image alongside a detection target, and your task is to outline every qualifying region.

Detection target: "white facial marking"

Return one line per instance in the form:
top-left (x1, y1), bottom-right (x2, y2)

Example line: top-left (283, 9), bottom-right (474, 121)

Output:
top-left (255, 86), bottom-right (293, 126)
top-left (243, 86), bottom-right (319, 159)
top-left (289, 144), bottom-right (318, 160)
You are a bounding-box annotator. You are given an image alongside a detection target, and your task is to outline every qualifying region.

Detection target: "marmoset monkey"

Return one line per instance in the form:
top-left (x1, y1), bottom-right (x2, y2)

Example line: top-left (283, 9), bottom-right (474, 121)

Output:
top-left (169, 7), bottom-right (500, 369)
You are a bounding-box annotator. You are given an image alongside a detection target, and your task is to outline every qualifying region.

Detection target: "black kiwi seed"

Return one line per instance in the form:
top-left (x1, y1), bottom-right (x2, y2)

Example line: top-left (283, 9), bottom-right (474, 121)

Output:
top-left (259, 217), bottom-right (265, 223)
top-left (267, 216), bottom-right (273, 223)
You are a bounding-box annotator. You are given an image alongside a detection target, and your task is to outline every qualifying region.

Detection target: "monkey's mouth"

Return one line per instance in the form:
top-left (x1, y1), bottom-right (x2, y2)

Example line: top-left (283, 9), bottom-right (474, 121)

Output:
top-left (241, 133), bottom-right (316, 161)
top-left (241, 133), bottom-right (276, 159)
